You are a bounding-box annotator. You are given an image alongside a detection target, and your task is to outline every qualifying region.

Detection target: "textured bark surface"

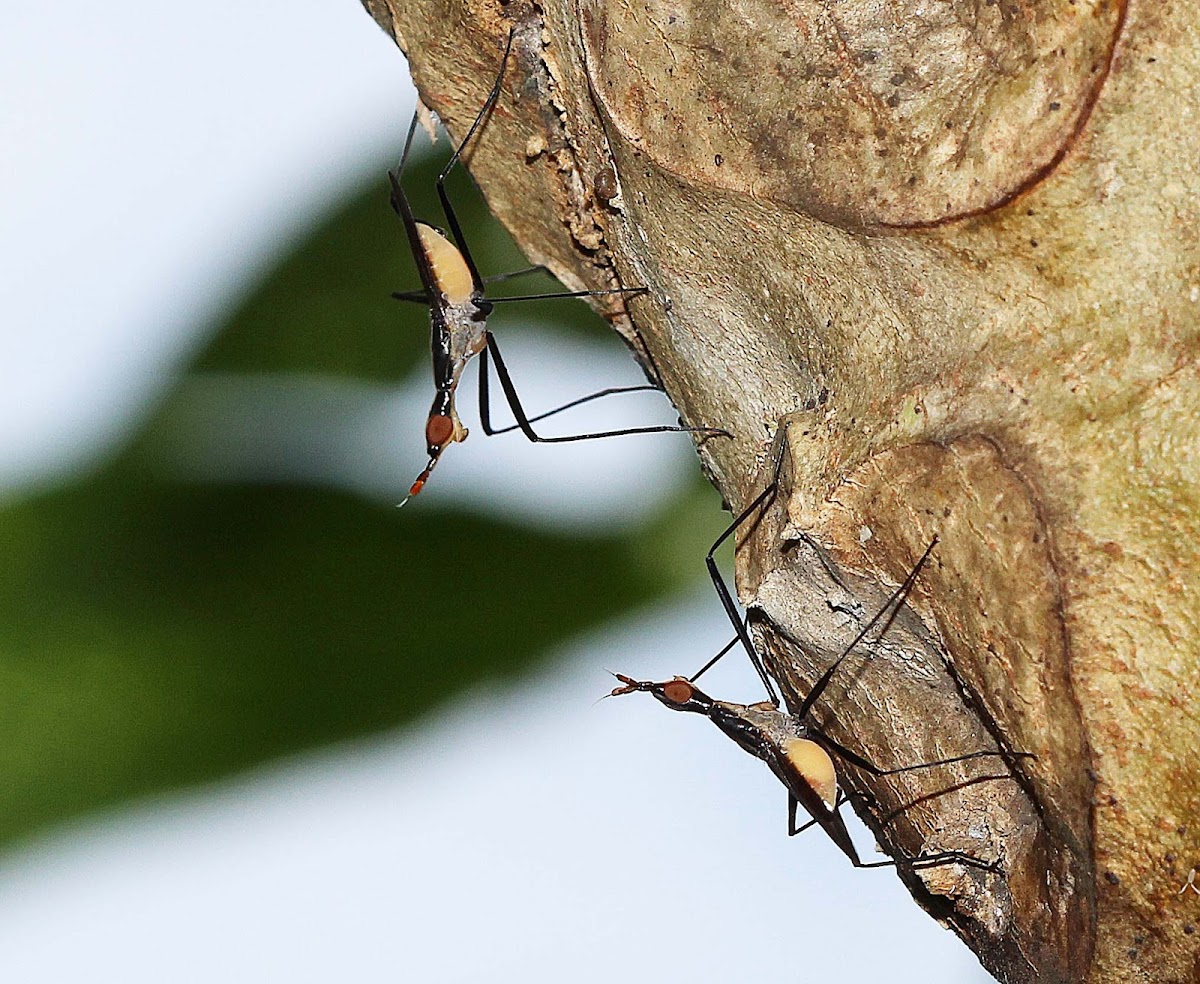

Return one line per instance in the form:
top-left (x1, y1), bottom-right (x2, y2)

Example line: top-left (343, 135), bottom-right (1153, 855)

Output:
top-left (360, 1), bottom-right (1200, 981)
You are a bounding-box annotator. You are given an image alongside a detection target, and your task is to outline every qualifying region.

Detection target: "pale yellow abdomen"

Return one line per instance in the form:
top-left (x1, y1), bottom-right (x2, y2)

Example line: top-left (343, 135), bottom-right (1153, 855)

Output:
top-left (416, 223), bottom-right (475, 306)
top-left (782, 738), bottom-right (838, 811)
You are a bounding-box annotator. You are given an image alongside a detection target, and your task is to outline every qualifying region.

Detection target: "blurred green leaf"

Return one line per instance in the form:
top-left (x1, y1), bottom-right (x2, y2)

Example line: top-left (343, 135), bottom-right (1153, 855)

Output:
top-left (0, 471), bottom-right (688, 845)
top-left (0, 148), bottom-right (722, 848)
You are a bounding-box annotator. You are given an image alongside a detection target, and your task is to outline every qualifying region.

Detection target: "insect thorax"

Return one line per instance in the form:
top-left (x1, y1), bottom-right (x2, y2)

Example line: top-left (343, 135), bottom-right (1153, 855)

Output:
top-left (443, 301), bottom-right (489, 380)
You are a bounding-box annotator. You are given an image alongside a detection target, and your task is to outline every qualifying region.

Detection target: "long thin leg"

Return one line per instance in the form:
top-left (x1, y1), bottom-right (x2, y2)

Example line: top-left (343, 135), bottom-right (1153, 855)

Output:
top-left (391, 288), bottom-right (437, 304)
top-left (693, 432), bottom-right (936, 716)
top-left (817, 732), bottom-right (1029, 860)
top-left (483, 265), bottom-right (548, 286)
top-left (689, 633), bottom-right (743, 685)
top-left (816, 732), bottom-right (1030, 779)
top-left (388, 116), bottom-right (437, 306)
top-left (390, 235), bottom-right (549, 309)
top-left (788, 797), bottom-right (997, 871)
top-left (877, 772), bottom-right (1030, 826)
top-left (435, 30), bottom-right (517, 289)
top-left (701, 442), bottom-right (791, 702)
top-left (697, 436), bottom-right (860, 698)
top-left (789, 792), bottom-right (849, 836)
top-left (392, 281), bottom-right (646, 306)
top-left (816, 731), bottom-right (1034, 832)
top-left (480, 382), bottom-right (662, 436)
top-left (795, 537), bottom-right (938, 721)
top-left (479, 332), bottom-right (729, 442)
top-left (487, 287), bottom-right (647, 304)
top-left (854, 850), bottom-right (999, 872)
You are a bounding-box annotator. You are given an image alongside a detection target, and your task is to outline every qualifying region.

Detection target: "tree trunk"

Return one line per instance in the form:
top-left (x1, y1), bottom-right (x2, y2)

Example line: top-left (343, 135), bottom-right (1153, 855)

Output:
top-left (360, 2), bottom-right (1200, 980)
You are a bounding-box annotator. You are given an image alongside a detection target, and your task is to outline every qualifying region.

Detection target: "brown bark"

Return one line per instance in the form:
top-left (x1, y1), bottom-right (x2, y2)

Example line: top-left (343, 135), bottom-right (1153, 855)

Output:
top-left (360, 1), bottom-right (1200, 980)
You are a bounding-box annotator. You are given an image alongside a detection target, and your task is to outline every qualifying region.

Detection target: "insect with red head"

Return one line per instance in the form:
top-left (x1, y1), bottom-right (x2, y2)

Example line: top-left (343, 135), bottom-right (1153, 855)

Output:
top-left (390, 28), bottom-right (728, 502)
top-left (612, 538), bottom-right (1032, 872)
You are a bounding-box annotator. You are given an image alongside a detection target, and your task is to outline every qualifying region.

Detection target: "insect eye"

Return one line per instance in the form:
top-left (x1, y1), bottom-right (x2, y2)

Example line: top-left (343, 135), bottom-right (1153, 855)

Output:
top-left (425, 414), bottom-right (455, 449)
top-left (660, 680), bottom-right (694, 704)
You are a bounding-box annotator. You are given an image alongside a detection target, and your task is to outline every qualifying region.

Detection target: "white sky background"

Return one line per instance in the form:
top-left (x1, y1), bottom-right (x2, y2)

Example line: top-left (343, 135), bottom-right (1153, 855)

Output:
top-left (0, 3), bottom-right (993, 981)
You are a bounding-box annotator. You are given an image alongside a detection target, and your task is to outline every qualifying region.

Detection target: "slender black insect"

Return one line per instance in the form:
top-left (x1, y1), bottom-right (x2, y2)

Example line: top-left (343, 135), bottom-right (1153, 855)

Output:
top-left (610, 673), bottom-right (1020, 871)
top-left (611, 541), bottom-right (1032, 872)
top-left (389, 29), bottom-right (727, 501)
